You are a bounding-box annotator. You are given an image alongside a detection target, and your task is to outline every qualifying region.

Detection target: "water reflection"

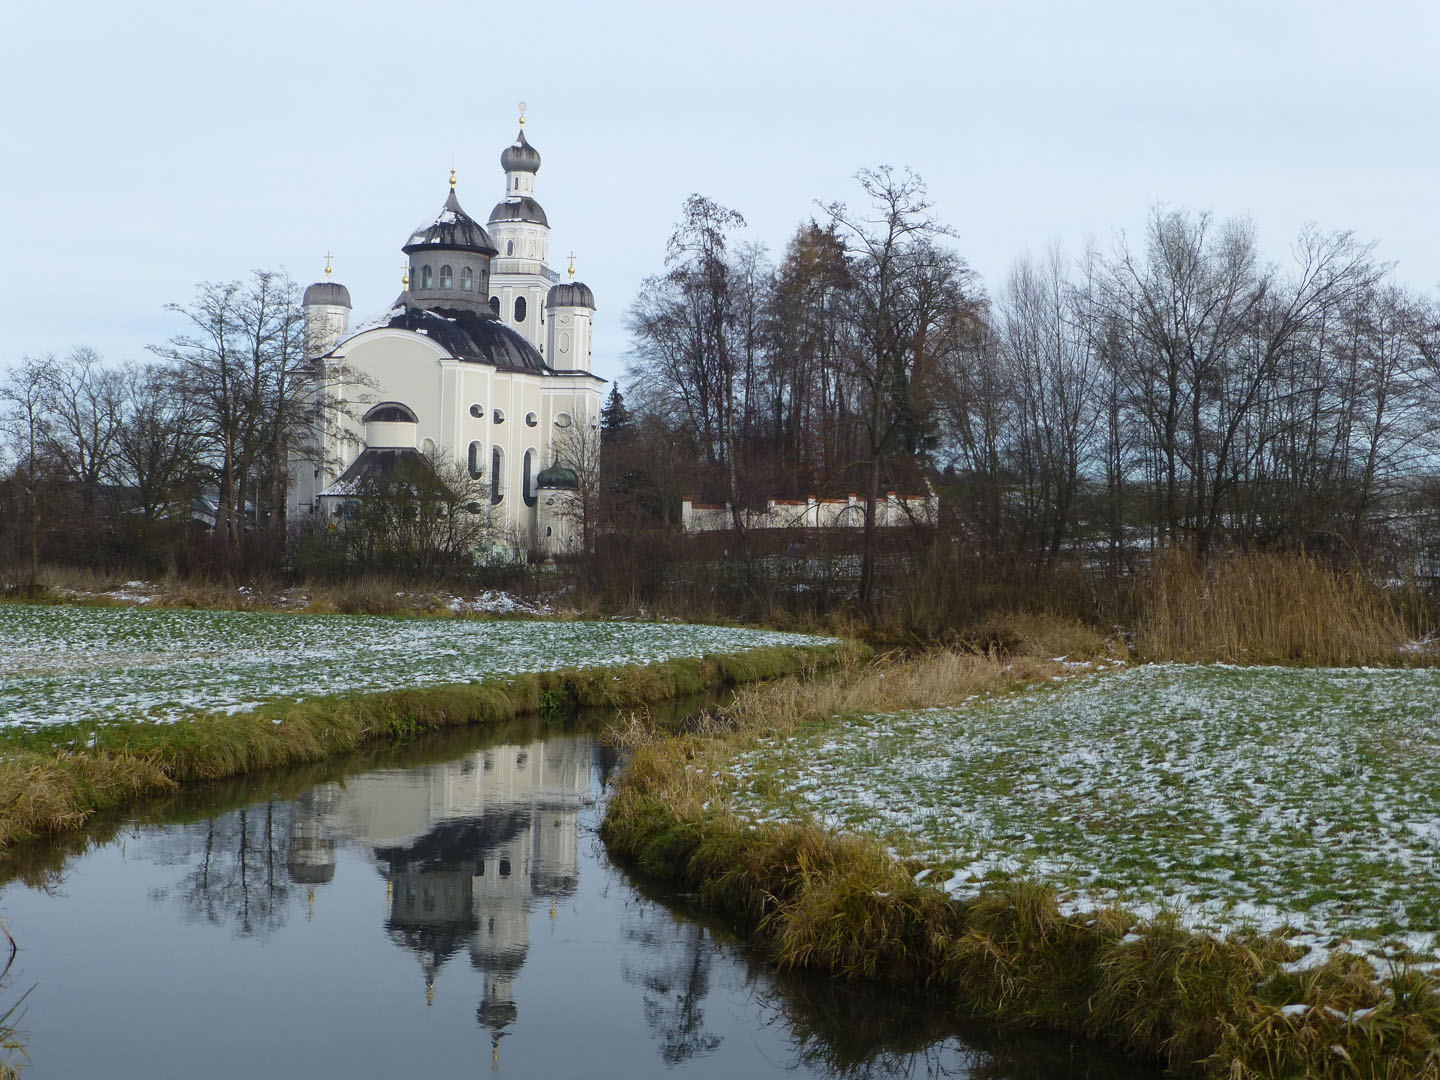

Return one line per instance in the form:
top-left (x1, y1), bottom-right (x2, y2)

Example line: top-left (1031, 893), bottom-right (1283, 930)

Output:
top-left (0, 723), bottom-right (1154, 1080)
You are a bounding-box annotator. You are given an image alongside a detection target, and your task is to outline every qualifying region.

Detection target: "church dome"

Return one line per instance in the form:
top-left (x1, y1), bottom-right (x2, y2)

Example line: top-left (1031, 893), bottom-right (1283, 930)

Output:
top-left (545, 281), bottom-right (595, 310)
top-left (403, 188), bottom-right (498, 257)
top-left (535, 462), bottom-right (578, 490)
top-left (302, 283), bottom-right (349, 308)
top-left (487, 196), bottom-right (549, 229)
top-left (500, 130), bottom-right (540, 174)
top-left (303, 281), bottom-right (351, 308)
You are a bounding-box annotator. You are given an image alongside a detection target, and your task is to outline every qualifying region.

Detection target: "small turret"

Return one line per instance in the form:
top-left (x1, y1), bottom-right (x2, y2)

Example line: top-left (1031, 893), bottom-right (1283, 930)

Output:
top-left (544, 255), bottom-right (596, 372)
top-left (303, 254), bottom-right (351, 359)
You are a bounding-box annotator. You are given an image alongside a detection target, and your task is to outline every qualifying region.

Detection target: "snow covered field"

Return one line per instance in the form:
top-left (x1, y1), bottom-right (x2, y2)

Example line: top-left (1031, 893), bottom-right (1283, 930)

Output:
top-left (726, 663), bottom-right (1440, 965)
top-left (0, 604), bottom-right (835, 730)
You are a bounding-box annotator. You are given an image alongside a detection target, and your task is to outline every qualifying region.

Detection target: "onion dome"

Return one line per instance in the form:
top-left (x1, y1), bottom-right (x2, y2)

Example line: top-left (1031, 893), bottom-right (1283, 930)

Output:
top-left (403, 188), bottom-right (498, 257)
top-left (535, 462), bottom-right (578, 490)
top-left (545, 281), bottom-right (595, 310)
top-left (303, 281), bottom-right (351, 308)
top-left (500, 130), bottom-right (541, 174)
top-left (487, 196), bottom-right (548, 228)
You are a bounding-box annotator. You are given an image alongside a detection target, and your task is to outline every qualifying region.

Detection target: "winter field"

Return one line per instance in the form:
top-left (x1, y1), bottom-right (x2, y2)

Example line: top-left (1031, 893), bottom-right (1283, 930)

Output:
top-left (725, 663), bottom-right (1440, 968)
top-left (0, 603), bottom-right (835, 730)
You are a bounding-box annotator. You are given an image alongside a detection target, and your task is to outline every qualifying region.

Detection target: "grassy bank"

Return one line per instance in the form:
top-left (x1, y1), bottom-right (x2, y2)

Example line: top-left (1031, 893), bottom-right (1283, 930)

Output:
top-left (600, 644), bottom-right (1440, 1079)
top-left (0, 640), bottom-right (846, 849)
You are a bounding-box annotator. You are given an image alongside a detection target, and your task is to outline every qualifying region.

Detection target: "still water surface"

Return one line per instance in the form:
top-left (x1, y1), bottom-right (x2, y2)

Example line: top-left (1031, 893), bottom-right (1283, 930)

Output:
top-left (0, 720), bottom-right (1155, 1079)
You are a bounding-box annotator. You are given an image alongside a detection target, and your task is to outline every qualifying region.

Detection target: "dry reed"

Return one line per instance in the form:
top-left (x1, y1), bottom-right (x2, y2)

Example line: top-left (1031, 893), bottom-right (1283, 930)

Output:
top-left (1136, 550), bottom-right (1409, 666)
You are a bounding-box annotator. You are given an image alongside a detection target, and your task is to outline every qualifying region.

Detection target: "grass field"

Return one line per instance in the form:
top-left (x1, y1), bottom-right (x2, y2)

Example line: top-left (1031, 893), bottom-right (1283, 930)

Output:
top-left (724, 663), bottom-right (1440, 968)
top-left (0, 603), bottom-right (836, 730)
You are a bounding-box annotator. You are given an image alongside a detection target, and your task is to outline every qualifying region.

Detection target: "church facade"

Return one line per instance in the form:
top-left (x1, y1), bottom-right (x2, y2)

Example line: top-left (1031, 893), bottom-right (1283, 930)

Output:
top-left (288, 116), bottom-right (603, 554)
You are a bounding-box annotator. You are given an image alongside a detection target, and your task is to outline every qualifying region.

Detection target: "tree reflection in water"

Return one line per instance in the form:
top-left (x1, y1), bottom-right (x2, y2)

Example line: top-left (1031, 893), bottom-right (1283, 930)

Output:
top-left (621, 903), bottom-right (723, 1064)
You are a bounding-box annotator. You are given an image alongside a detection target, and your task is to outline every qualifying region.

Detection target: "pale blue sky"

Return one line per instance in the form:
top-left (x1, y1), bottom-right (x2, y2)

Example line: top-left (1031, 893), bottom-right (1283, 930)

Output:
top-left (3, 0), bottom-right (1436, 386)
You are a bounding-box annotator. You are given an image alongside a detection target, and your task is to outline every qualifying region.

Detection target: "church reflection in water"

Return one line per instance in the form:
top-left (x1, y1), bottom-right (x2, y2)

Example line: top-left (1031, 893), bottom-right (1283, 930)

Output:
top-left (286, 734), bottom-right (596, 1053)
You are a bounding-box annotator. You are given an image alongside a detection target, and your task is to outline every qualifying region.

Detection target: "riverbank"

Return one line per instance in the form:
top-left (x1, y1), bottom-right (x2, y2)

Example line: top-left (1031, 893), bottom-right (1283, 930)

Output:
top-left (599, 645), bottom-right (1440, 1079)
top-left (0, 630), bottom-right (849, 848)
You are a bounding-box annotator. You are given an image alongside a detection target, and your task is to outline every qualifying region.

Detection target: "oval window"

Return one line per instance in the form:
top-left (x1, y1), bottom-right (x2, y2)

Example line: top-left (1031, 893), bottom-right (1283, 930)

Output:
top-left (554, 412), bottom-right (572, 428)
top-left (469, 403), bottom-right (484, 419)
top-left (493, 409), bottom-right (505, 424)
top-left (524, 412), bottom-right (537, 427)
top-left (489, 296), bottom-right (500, 315)
top-left (514, 296), bottom-right (527, 322)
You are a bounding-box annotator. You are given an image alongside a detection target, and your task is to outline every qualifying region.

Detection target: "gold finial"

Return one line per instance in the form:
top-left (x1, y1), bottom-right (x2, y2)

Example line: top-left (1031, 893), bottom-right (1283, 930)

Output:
top-left (324, 252), bottom-right (334, 280)
top-left (567, 252), bottom-right (576, 281)
top-left (402, 265), bottom-right (409, 290)
top-left (518, 100), bottom-right (527, 127)
top-left (449, 167), bottom-right (456, 189)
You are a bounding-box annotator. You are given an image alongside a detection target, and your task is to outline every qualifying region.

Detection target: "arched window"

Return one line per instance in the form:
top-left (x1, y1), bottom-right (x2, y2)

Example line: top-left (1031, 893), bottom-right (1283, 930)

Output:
top-left (421, 265), bottom-right (433, 289)
top-left (523, 448), bottom-right (537, 507)
top-left (489, 296), bottom-right (500, 315)
top-left (506, 240), bottom-right (514, 256)
top-left (491, 446), bottom-right (504, 504)
top-left (514, 296), bottom-right (527, 322)
top-left (439, 265), bottom-right (453, 288)
top-left (468, 441), bottom-right (482, 479)
top-left (459, 266), bottom-right (472, 290)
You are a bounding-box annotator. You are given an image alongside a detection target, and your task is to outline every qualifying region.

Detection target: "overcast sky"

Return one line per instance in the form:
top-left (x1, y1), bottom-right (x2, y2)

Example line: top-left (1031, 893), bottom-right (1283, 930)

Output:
top-left (3, 0), bottom-right (1436, 387)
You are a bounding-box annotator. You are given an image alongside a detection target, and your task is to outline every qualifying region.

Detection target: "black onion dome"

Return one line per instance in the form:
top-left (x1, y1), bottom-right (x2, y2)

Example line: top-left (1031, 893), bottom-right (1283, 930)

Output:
top-left (500, 129), bottom-right (540, 173)
top-left (384, 303), bottom-right (549, 373)
top-left (303, 281), bottom-right (351, 307)
top-left (545, 281), bottom-right (595, 310)
top-left (403, 188), bottom-right (498, 256)
top-left (487, 196), bottom-right (549, 229)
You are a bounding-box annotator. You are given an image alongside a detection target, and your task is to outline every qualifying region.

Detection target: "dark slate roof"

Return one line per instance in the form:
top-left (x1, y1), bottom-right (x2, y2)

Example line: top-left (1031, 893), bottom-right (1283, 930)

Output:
top-left (487, 196), bottom-right (549, 229)
top-left (500, 129), bottom-right (541, 173)
top-left (384, 303), bottom-right (549, 372)
top-left (319, 447), bottom-right (439, 498)
top-left (403, 188), bottom-right (498, 256)
top-left (303, 280), bottom-right (351, 307)
top-left (535, 462), bottom-right (578, 489)
top-left (545, 281), bottom-right (595, 310)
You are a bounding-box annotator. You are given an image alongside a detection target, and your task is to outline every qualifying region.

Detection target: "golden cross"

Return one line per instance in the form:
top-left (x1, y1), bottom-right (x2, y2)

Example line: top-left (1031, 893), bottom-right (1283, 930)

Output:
top-left (324, 252), bottom-right (334, 279)
top-left (401, 264), bottom-right (410, 289)
top-left (518, 100), bottom-right (527, 127)
top-left (567, 252), bottom-right (576, 280)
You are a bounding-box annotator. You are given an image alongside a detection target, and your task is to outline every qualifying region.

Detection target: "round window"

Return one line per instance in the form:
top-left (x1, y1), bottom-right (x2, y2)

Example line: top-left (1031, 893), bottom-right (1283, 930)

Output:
top-left (469, 404), bottom-right (484, 419)
top-left (525, 412), bottom-right (537, 427)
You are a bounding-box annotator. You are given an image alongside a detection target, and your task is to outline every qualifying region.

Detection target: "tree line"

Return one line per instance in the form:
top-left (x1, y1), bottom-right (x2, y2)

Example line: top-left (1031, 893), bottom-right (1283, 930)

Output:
top-left (614, 171), bottom-right (1440, 597)
top-left (0, 271), bottom-right (325, 577)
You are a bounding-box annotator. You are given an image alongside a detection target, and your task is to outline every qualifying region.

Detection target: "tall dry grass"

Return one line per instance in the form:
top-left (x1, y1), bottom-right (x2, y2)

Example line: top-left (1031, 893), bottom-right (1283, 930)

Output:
top-left (1135, 550), bottom-right (1409, 666)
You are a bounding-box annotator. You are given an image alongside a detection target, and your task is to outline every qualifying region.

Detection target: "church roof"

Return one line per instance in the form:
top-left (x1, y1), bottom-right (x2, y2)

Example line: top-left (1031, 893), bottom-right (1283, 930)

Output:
top-left (319, 446), bottom-right (437, 498)
top-left (383, 303), bottom-right (550, 373)
top-left (500, 129), bottom-right (541, 174)
top-left (403, 189), bottom-right (498, 257)
top-left (488, 196), bottom-right (549, 229)
top-left (545, 281), bottom-right (595, 310)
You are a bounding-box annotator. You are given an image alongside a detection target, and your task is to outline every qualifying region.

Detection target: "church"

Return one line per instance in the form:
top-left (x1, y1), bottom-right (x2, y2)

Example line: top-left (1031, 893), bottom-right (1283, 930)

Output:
top-left (288, 111), bottom-right (604, 554)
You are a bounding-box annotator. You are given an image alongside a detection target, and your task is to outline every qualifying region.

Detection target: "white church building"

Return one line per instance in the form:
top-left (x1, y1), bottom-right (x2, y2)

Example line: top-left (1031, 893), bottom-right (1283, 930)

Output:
top-left (288, 114), bottom-right (603, 554)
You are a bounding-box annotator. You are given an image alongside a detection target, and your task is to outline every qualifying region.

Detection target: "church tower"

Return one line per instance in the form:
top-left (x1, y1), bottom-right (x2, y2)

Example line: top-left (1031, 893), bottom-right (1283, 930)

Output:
top-left (487, 104), bottom-right (557, 355)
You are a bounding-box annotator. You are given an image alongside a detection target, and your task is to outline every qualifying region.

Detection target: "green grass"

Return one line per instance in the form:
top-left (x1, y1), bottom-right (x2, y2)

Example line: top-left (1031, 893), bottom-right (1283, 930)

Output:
top-left (0, 638), bottom-right (845, 849)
